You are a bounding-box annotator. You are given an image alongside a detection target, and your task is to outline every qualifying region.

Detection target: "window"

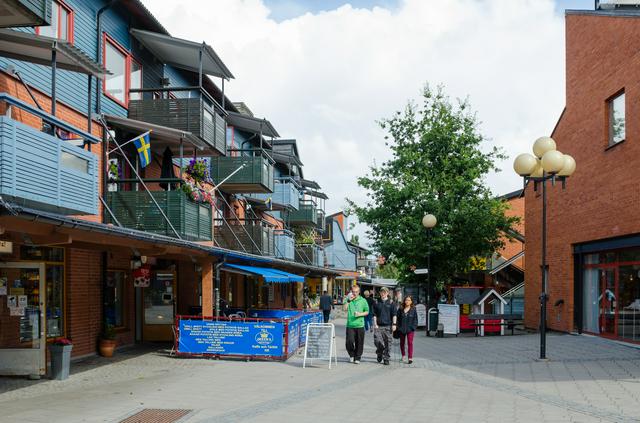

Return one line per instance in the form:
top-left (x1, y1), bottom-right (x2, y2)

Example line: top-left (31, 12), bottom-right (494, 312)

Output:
top-left (61, 151), bottom-right (89, 173)
top-left (608, 92), bottom-right (625, 146)
top-left (36, 0), bottom-right (73, 43)
top-left (103, 35), bottom-right (143, 108)
top-left (105, 271), bottom-right (126, 328)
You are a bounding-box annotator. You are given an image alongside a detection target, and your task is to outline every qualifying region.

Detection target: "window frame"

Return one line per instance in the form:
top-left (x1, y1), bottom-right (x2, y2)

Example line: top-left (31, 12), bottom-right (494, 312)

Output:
top-left (102, 33), bottom-right (143, 109)
top-left (607, 90), bottom-right (626, 148)
top-left (35, 0), bottom-right (74, 43)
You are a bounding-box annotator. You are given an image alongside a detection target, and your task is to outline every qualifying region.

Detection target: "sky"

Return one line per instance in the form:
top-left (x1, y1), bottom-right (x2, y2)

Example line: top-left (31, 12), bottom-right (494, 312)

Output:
top-left (143, 0), bottom-right (594, 250)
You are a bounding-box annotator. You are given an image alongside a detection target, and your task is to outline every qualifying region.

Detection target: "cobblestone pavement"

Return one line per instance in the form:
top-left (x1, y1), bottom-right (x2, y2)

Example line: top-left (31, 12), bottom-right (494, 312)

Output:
top-left (0, 319), bottom-right (639, 422)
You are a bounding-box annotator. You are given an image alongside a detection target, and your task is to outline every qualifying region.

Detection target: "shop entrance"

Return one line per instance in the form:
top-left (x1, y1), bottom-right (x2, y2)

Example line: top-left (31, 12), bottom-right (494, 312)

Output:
top-left (142, 270), bottom-right (176, 342)
top-left (0, 262), bottom-right (46, 377)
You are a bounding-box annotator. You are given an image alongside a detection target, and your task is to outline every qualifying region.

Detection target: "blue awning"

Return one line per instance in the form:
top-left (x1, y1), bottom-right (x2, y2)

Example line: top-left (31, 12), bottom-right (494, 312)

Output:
top-left (222, 264), bottom-right (304, 283)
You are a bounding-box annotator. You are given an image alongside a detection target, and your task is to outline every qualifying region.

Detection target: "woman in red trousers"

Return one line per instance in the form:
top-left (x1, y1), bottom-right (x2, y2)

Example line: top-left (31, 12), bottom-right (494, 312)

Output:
top-left (396, 295), bottom-right (418, 364)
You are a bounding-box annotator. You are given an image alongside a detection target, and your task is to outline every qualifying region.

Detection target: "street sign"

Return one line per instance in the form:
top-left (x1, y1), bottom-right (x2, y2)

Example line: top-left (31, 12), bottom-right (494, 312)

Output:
top-left (414, 268), bottom-right (429, 275)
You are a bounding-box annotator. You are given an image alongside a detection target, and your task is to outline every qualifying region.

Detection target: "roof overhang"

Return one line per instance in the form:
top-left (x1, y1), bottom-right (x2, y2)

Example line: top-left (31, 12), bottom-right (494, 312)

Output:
top-left (304, 189), bottom-right (328, 200)
top-left (103, 114), bottom-right (209, 154)
top-left (226, 112), bottom-right (279, 138)
top-left (130, 28), bottom-right (233, 80)
top-left (271, 152), bottom-right (303, 167)
top-left (0, 0), bottom-right (50, 28)
top-left (0, 29), bottom-right (109, 78)
top-left (301, 179), bottom-right (321, 190)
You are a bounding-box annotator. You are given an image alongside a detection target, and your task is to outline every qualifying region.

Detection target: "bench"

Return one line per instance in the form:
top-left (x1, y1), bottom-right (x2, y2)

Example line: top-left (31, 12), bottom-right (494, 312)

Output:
top-left (467, 313), bottom-right (523, 336)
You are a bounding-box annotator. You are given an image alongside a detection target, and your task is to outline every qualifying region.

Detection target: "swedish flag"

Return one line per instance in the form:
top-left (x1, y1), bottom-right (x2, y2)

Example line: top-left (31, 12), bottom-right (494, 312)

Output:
top-left (133, 132), bottom-right (151, 168)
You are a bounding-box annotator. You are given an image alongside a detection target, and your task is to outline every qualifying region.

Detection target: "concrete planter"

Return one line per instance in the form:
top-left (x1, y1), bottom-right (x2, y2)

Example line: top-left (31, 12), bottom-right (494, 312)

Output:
top-left (49, 344), bottom-right (73, 380)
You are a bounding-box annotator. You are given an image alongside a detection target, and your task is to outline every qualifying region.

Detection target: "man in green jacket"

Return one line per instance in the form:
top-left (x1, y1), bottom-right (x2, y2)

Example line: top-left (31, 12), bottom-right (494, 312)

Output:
top-left (343, 284), bottom-right (369, 364)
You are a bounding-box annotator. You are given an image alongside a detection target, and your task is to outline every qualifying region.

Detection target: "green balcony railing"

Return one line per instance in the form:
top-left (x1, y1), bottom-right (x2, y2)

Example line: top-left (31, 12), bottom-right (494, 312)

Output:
top-left (214, 218), bottom-right (275, 256)
top-left (289, 199), bottom-right (317, 227)
top-left (105, 190), bottom-right (212, 241)
top-left (210, 150), bottom-right (274, 194)
top-left (295, 243), bottom-right (325, 267)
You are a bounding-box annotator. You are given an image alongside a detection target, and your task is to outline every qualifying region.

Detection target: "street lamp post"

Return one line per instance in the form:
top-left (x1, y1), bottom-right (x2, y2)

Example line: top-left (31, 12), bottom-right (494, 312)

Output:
top-left (422, 213), bottom-right (437, 336)
top-left (513, 136), bottom-right (576, 360)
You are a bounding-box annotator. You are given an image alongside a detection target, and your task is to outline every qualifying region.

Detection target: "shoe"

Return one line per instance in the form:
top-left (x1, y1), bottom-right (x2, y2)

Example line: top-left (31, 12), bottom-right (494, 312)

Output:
top-left (401, 356), bottom-right (406, 363)
top-left (408, 359), bottom-right (413, 364)
top-left (354, 359), bottom-right (361, 364)
top-left (383, 360), bottom-right (389, 365)
top-left (376, 354), bottom-right (382, 363)
top-left (349, 357), bottom-right (354, 363)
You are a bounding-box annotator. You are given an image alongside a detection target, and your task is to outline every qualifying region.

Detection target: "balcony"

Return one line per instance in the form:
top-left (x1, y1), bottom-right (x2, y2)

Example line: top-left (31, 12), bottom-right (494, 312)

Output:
top-left (210, 150), bottom-right (274, 194)
top-left (0, 110), bottom-right (98, 216)
top-left (295, 244), bottom-right (325, 267)
top-left (357, 258), bottom-right (376, 268)
top-left (289, 199), bottom-right (317, 227)
top-left (316, 209), bottom-right (326, 232)
top-left (214, 218), bottom-right (275, 256)
top-left (248, 177), bottom-right (300, 210)
top-left (1, 0), bottom-right (51, 27)
top-left (128, 93), bottom-right (226, 155)
top-left (274, 229), bottom-right (295, 260)
top-left (105, 190), bottom-right (212, 241)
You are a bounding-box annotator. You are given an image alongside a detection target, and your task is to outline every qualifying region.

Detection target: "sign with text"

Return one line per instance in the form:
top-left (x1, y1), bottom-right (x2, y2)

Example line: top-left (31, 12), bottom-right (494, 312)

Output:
top-left (303, 323), bottom-right (337, 369)
top-left (438, 304), bottom-right (460, 335)
top-left (0, 241), bottom-right (12, 254)
top-left (414, 268), bottom-right (429, 275)
top-left (299, 311), bottom-right (323, 346)
top-left (416, 304), bottom-right (426, 327)
top-left (178, 319), bottom-right (284, 357)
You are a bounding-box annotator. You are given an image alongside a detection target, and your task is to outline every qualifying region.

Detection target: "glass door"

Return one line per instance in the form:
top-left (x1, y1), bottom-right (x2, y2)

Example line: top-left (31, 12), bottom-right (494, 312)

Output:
top-left (0, 263), bottom-right (46, 377)
top-left (599, 268), bottom-right (617, 337)
top-left (617, 265), bottom-right (640, 342)
top-left (142, 270), bottom-right (175, 341)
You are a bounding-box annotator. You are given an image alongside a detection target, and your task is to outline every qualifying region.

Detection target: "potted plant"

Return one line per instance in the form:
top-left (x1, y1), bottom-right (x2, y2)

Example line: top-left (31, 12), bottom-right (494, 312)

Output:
top-left (49, 338), bottom-right (73, 380)
top-left (99, 324), bottom-right (117, 357)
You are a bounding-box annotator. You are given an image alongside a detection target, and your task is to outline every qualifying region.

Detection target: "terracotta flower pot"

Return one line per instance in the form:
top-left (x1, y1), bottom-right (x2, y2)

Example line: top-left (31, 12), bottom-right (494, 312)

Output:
top-left (99, 339), bottom-right (116, 357)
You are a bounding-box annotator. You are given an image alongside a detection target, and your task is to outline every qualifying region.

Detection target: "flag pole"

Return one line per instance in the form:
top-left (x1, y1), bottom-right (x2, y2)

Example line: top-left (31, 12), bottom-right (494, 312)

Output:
top-left (107, 130), bottom-right (152, 155)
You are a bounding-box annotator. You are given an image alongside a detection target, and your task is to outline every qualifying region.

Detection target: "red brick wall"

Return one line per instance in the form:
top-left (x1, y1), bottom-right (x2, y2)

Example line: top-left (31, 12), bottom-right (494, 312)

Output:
top-left (499, 196), bottom-right (525, 268)
top-left (525, 13), bottom-right (640, 332)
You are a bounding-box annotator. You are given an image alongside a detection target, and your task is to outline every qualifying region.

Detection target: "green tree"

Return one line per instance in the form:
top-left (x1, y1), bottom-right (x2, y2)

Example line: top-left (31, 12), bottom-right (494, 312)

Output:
top-left (348, 85), bottom-right (518, 287)
top-left (349, 234), bottom-right (360, 245)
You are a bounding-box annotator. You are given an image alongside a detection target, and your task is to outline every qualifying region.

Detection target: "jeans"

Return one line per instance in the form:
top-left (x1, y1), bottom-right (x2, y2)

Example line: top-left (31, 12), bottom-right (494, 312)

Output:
top-left (364, 314), bottom-right (373, 331)
top-left (399, 331), bottom-right (415, 359)
top-left (345, 327), bottom-right (365, 360)
top-left (374, 326), bottom-right (392, 361)
top-left (322, 309), bottom-right (331, 323)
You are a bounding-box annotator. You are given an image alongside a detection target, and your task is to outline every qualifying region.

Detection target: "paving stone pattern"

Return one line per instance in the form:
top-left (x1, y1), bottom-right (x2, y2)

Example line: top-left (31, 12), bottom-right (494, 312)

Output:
top-left (0, 319), bottom-right (639, 422)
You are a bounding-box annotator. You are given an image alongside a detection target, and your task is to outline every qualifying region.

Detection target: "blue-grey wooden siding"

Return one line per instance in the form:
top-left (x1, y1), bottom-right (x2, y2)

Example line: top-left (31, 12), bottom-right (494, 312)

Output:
top-left (324, 220), bottom-right (356, 270)
top-left (18, 0), bottom-right (52, 25)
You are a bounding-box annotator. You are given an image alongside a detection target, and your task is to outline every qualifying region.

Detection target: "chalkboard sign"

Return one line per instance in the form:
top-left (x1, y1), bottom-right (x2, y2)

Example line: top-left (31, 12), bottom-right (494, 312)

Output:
top-left (303, 323), bottom-right (337, 369)
top-left (416, 304), bottom-right (426, 327)
top-left (438, 304), bottom-right (460, 335)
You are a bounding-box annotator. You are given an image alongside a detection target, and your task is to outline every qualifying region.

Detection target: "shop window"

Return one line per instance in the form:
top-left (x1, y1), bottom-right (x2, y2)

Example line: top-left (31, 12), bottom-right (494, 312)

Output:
top-left (608, 91), bottom-right (625, 146)
top-left (46, 265), bottom-right (64, 337)
top-left (36, 0), bottom-right (74, 43)
top-left (103, 34), bottom-right (143, 108)
top-left (105, 271), bottom-right (126, 328)
top-left (20, 246), bottom-right (64, 262)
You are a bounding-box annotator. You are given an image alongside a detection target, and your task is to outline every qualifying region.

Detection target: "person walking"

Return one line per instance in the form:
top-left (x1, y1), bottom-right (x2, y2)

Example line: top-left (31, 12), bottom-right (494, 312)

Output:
top-left (364, 290), bottom-right (375, 332)
top-left (373, 287), bottom-right (397, 365)
top-left (319, 290), bottom-right (333, 323)
top-left (343, 284), bottom-right (369, 364)
top-left (397, 295), bottom-right (418, 364)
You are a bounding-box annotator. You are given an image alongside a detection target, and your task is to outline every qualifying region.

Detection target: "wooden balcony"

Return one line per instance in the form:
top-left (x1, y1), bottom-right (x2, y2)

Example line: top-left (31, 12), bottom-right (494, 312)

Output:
top-left (210, 150), bottom-right (274, 194)
top-left (248, 177), bottom-right (300, 210)
top-left (274, 229), bottom-right (295, 261)
top-left (105, 190), bottom-right (212, 241)
top-left (128, 95), bottom-right (226, 155)
top-left (289, 199), bottom-right (317, 227)
top-left (295, 244), bottom-right (325, 267)
top-left (0, 108), bottom-right (98, 215)
top-left (214, 218), bottom-right (275, 256)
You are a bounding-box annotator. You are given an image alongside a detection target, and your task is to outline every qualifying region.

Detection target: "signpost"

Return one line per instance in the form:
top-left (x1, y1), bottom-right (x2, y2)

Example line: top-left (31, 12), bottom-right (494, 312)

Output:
top-left (303, 323), bottom-right (337, 369)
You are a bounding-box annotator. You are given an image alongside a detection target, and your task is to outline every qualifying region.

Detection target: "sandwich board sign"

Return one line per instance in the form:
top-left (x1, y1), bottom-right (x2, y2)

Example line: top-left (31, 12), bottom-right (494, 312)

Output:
top-left (303, 323), bottom-right (337, 369)
top-left (437, 304), bottom-right (460, 335)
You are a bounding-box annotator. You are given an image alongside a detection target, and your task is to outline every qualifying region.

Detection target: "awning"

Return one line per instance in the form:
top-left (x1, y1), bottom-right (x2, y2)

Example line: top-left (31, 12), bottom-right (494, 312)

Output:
top-left (300, 179), bottom-right (321, 190)
top-left (271, 151), bottom-right (303, 167)
top-left (0, 29), bottom-right (109, 78)
top-left (226, 112), bottom-right (279, 138)
top-left (103, 114), bottom-right (209, 154)
top-left (130, 28), bottom-right (233, 80)
top-left (222, 264), bottom-right (304, 283)
top-left (304, 189), bottom-right (328, 200)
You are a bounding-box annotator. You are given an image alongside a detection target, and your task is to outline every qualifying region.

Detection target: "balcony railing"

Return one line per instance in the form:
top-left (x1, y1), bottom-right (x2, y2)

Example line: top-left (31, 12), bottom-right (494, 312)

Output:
top-left (289, 199), bottom-right (317, 227)
top-left (248, 177), bottom-right (300, 210)
top-left (214, 218), bottom-right (275, 256)
top-left (210, 149), bottom-right (274, 194)
top-left (105, 190), bottom-right (212, 241)
top-left (316, 209), bottom-right (326, 232)
top-left (0, 94), bottom-right (98, 215)
top-left (274, 229), bottom-right (295, 260)
top-left (128, 88), bottom-right (226, 155)
top-left (357, 258), bottom-right (376, 268)
top-left (295, 243), bottom-right (325, 267)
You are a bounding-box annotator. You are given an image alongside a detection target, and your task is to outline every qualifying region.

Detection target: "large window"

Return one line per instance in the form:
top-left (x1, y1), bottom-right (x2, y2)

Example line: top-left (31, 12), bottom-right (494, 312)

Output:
top-left (608, 92), bottom-right (625, 146)
top-left (105, 271), bottom-right (126, 328)
top-left (103, 35), bottom-right (143, 108)
top-left (36, 0), bottom-right (73, 43)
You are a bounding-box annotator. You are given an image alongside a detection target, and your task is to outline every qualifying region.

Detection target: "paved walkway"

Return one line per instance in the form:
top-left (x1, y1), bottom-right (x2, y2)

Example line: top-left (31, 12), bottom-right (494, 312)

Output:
top-left (0, 319), bottom-right (639, 422)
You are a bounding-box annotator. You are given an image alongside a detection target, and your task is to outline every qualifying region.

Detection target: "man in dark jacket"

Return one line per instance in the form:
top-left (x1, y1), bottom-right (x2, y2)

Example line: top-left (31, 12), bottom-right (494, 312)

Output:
top-left (373, 287), bottom-right (397, 365)
top-left (319, 290), bottom-right (333, 323)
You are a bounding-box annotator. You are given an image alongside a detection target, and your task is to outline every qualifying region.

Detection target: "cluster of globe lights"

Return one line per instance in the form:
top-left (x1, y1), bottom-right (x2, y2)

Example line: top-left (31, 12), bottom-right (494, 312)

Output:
top-left (513, 136), bottom-right (576, 178)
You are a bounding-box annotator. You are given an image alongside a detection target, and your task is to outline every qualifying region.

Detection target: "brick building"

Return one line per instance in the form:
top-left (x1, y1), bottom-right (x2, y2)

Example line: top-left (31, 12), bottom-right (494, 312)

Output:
top-left (525, 1), bottom-right (640, 343)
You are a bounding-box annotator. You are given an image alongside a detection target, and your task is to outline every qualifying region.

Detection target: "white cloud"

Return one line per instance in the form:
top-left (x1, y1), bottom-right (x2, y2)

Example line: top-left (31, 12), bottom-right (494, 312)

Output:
top-left (143, 0), bottom-right (566, 249)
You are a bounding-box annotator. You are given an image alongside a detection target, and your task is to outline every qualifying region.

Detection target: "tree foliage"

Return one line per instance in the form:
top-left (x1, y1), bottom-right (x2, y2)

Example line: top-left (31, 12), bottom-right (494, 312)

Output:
top-left (348, 85), bottom-right (518, 286)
